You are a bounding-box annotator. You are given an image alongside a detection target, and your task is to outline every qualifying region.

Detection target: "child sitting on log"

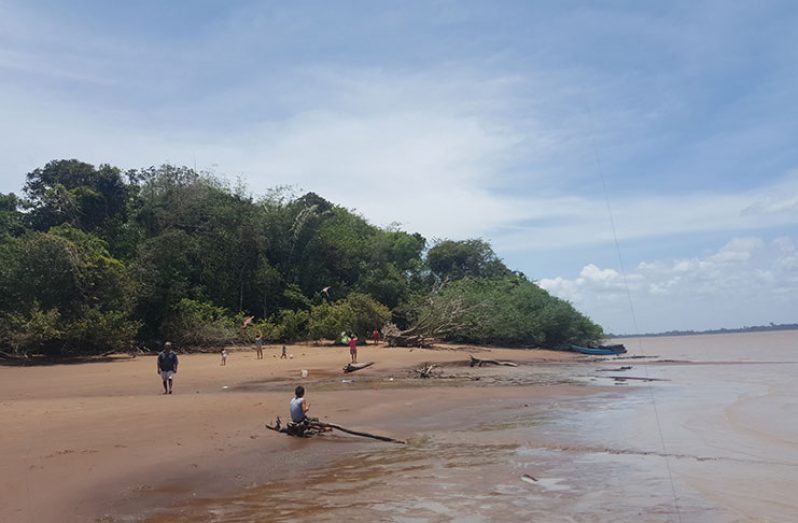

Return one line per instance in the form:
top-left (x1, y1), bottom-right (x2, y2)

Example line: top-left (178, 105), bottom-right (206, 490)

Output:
top-left (290, 385), bottom-right (318, 425)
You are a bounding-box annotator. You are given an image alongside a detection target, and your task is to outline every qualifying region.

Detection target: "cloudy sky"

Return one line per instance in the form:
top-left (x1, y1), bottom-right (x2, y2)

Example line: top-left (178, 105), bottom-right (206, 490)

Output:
top-left (2, 0), bottom-right (797, 333)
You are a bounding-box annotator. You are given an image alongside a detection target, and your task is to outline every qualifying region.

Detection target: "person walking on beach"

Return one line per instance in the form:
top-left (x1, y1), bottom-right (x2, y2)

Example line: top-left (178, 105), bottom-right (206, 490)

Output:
top-left (349, 334), bottom-right (358, 363)
top-left (372, 328), bottom-right (380, 345)
top-left (157, 342), bottom-right (178, 394)
top-left (255, 335), bottom-right (263, 359)
top-left (280, 345), bottom-right (287, 359)
top-left (220, 348), bottom-right (228, 366)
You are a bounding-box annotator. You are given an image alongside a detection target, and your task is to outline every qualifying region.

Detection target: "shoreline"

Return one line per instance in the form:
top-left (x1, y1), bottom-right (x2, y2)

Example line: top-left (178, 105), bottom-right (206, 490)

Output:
top-left (0, 343), bottom-right (590, 523)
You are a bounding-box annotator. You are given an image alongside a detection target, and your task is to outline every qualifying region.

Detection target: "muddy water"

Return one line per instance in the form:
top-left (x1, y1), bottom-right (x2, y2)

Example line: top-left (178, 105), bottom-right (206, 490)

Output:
top-left (144, 331), bottom-right (798, 522)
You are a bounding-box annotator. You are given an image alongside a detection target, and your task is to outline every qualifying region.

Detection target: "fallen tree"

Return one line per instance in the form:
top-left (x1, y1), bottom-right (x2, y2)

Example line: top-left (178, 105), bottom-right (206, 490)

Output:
top-left (413, 363), bottom-right (438, 378)
top-left (381, 323), bottom-right (435, 348)
top-left (266, 417), bottom-right (405, 443)
top-left (469, 355), bottom-right (518, 368)
top-left (382, 287), bottom-right (484, 348)
top-left (343, 361), bottom-right (374, 373)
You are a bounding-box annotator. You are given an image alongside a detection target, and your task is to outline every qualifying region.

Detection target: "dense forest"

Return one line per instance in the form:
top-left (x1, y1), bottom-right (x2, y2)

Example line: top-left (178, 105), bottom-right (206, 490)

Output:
top-left (0, 159), bottom-right (603, 357)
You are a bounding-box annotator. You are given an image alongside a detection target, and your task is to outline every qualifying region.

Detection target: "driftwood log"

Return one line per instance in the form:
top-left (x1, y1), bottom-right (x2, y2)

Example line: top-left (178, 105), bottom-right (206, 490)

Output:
top-left (413, 363), bottom-right (438, 378)
top-left (609, 376), bottom-right (670, 382)
top-left (266, 417), bottom-right (404, 444)
top-left (343, 361), bottom-right (375, 373)
top-left (469, 355), bottom-right (518, 368)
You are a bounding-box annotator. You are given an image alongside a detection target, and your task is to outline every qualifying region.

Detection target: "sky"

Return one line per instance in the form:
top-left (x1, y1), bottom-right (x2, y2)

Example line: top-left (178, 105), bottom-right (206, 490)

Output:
top-left (1, 0), bottom-right (797, 334)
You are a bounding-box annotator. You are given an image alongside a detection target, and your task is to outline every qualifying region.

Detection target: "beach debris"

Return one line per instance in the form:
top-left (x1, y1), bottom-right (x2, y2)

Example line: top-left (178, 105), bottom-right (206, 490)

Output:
top-left (341, 379), bottom-right (353, 383)
top-left (610, 376), bottom-right (669, 382)
top-left (469, 355), bottom-right (518, 368)
top-left (343, 361), bottom-right (375, 373)
top-left (222, 385), bottom-right (229, 390)
top-left (413, 363), bottom-right (439, 378)
top-left (266, 416), bottom-right (404, 444)
top-left (381, 323), bottom-right (436, 348)
top-left (597, 366), bottom-right (633, 372)
top-left (521, 474), bottom-right (538, 484)
top-left (301, 369), bottom-right (308, 378)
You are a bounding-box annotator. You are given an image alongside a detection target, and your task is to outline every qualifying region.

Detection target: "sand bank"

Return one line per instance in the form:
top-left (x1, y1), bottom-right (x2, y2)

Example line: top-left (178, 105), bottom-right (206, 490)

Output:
top-left (0, 343), bottom-right (588, 522)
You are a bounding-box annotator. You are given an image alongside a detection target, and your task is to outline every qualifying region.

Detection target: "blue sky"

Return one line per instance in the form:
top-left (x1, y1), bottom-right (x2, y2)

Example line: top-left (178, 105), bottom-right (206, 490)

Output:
top-left (2, 0), bottom-right (797, 333)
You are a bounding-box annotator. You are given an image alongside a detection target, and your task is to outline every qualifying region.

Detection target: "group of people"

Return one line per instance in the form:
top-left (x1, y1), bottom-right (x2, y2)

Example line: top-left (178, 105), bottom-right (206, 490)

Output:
top-left (157, 342), bottom-right (316, 427)
top-left (156, 327), bottom-right (381, 400)
top-left (155, 342), bottom-right (318, 429)
top-left (221, 337), bottom-right (288, 366)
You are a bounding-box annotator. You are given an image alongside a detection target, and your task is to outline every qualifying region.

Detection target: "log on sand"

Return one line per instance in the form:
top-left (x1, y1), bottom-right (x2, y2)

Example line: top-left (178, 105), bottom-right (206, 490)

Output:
top-left (322, 423), bottom-right (405, 443)
top-left (266, 417), bottom-right (404, 444)
top-left (413, 363), bottom-right (438, 378)
top-left (469, 355), bottom-right (518, 368)
top-left (343, 361), bottom-right (375, 373)
top-left (609, 376), bottom-right (670, 382)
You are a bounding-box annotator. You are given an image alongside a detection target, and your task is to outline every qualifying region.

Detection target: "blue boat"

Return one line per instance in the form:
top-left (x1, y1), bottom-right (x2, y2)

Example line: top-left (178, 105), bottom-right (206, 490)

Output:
top-left (568, 344), bottom-right (627, 356)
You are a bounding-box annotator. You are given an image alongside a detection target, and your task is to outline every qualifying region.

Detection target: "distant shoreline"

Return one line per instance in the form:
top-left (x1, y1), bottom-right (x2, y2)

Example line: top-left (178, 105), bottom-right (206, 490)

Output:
top-left (609, 323), bottom-right (798, 339)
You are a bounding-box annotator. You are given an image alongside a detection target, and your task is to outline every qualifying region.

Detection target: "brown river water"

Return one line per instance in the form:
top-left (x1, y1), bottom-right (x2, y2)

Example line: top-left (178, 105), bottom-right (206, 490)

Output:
top-left (141, 331), bottom-right (798, 523)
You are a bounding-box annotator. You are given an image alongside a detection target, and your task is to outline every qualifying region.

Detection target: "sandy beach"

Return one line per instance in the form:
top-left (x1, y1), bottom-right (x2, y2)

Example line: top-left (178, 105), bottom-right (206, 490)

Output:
top-left (5, 332), bottom-right (796, 522)
top-left (0, 343), bottom-right (585, 522)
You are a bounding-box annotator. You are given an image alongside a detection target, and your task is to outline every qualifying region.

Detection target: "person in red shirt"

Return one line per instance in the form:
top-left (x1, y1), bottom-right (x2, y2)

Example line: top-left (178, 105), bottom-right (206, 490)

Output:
top-left (372, 328), bottom-right (380, 345)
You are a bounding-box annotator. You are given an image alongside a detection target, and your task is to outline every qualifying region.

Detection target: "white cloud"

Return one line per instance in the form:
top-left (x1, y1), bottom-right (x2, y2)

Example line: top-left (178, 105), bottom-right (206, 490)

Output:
top-left (708, 237), bottom-right (763, 263)
top-left (539, 236), bottom-right (798, 333)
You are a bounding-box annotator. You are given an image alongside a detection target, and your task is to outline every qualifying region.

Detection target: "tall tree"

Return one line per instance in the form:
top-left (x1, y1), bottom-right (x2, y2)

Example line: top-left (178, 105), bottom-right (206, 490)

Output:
top-left (426, 239), bottom-right (510, 281)
top-left (0, 225), bottom-right (138, 355)
top-left (0, 193), bottom-right (26, 239)
top-left (23, 160), bottom-right (129, 240)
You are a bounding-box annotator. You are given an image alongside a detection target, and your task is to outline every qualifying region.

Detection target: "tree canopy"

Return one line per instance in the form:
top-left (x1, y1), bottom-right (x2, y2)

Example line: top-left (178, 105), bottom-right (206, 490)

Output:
top-left (0, 160), bottom-right (603, 357)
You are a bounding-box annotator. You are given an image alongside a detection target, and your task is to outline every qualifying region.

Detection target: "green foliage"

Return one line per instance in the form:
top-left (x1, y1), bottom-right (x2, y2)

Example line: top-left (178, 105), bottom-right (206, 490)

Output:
top-left (23, 160), bottom-right (129, 245)
top-left (64, 307), bottom-right (142, 354)
top-left (0, 159), bottom-right (606, 356)
top-left (161, 299), bottom-right (238, 346)
top-left (427, 239), bottom-right (510, 281)
top-left (3, 304), bottom-right (141, 357)
top-left (308, 293), bottom-right (391, 340)
top-left (410, 276), bottom-right (603, 347)
top-left (0, 226), bottom-right (139, 355)
top-left (0, 193), bottom-right (26, 239)
top-left (276, 309), bottom-right (309, 341)
top-left (5, 305), bottom-right (63, 356)
top-left (345, 293), bottom-right (392, 338)
top-left (246, 319), bottom-right (284, 343)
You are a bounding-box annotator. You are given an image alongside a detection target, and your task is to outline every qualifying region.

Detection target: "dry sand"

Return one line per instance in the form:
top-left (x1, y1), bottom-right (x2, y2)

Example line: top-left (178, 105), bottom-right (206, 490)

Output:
top-left (0, 343), bottom-right (586, 522)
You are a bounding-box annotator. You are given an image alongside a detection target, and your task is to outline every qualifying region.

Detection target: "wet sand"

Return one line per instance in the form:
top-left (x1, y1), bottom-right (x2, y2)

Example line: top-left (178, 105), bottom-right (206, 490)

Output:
top-left (0, 343), bottom-right (583, 523)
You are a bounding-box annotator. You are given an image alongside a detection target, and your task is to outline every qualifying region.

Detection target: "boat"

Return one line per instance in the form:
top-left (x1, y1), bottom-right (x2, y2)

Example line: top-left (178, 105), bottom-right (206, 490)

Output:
top-left (568, 344), bottom-right (627, 356)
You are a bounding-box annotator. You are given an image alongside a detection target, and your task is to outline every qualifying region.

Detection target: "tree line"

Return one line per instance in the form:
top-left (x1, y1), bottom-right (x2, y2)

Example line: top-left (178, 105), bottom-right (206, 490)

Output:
top-left (0, 159), bottom-right (603, 357)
